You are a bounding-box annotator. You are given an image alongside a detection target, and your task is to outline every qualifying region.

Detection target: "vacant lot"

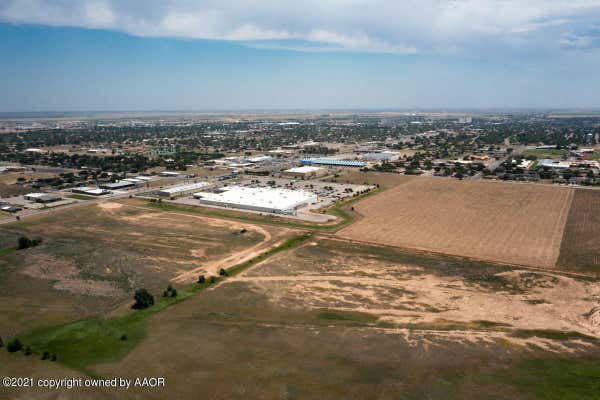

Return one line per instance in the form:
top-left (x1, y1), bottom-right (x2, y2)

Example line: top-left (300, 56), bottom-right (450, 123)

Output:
top-left (4, 236), bottom-right (600, 399)
top-left (78, 238), bottom-right (600, 399)
top-left (333, 170), bottom-right (416, 189)
top-left (338, 179), bottom-right (573, 268)
top-left (557, 189), bottom-right (600, 274)
top-left (0, 201), bottom-right (288, 335)
top-left (243, 238), bottom-right (600, 338)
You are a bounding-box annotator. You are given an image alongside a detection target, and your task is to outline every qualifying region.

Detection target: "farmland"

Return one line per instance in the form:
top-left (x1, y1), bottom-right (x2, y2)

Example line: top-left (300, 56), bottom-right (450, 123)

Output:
top-left (0, 200), bottom-right (290, 335)
top-left (557, 189), bottom-right (600, 274)
top-left (337, 178), bottom-right (574, 268)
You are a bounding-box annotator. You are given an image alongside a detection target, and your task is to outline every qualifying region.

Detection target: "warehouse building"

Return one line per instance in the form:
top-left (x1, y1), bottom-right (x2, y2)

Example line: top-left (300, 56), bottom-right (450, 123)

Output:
top-left (158, 182), bottom-right (210, 198)
top-left (24, 193), bottom-right (62, 203)
top-left (72, 186), bottom-right (110, 196)
top-left (160, 171), bottom-right (193, 178)
top-left (100, 181), bottom-right (136, 190)
top-left (194, 185), bottom-right (316, 215)
top-left (300, 158), bottom-right (366, 167)
top-left (282, 166), bottom-right (326, 178)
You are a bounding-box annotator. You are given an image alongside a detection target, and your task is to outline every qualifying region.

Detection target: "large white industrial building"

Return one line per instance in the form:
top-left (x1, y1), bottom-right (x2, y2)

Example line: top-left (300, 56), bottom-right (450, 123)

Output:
top-left (194, 185), bottom-right (316, 215)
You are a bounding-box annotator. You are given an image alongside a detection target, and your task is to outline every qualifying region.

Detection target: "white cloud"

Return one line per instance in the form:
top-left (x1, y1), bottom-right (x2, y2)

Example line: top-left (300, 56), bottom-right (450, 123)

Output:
top-left (1, 0), bottom-right (600, 54)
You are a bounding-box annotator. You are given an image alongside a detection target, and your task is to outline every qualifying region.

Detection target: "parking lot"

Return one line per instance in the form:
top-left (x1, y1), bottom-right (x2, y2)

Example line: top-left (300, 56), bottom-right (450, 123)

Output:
top-left (169, 176), bottom-right (373, 222)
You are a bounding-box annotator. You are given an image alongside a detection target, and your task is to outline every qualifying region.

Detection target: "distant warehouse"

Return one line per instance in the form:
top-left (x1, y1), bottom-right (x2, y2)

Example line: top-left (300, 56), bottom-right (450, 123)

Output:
top-left (158, 182), bottom-right (210, 198)
top-left (100, 180), bottom-right (137, 190)
top-left (282, 166), bottom-right (326, 178)
top-left (72, 186), bottom-right (110, 196)
top-left (194, 185), bottom-right (316, 215)
top-left (300, 158), bottom-right (366, 167)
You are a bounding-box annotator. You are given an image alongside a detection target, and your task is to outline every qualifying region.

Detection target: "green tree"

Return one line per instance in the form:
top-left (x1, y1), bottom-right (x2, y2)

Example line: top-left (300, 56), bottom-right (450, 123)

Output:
top-left (17, 236), bottom-right (32, 250)
top-left (7, 338), bottom-right (23, 353)
top-left (132, 288), bottom-right (154, 310)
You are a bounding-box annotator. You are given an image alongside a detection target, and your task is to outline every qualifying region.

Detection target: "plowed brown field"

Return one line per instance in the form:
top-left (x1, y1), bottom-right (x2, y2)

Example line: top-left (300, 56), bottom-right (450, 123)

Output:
top-left (338, 179), bottom-right (574, 268)
top-left (557, 189), bottom-right (600, 274)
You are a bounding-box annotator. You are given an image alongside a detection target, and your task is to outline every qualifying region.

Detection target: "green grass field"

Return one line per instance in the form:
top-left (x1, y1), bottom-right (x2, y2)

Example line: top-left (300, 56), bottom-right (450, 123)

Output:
top-left (522, 148), bottom-right (568, 159)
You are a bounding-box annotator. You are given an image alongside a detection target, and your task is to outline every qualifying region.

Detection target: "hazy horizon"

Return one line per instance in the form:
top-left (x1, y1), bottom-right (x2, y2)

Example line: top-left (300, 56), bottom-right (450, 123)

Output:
top-left (1, 1), bottom-right (599, 111)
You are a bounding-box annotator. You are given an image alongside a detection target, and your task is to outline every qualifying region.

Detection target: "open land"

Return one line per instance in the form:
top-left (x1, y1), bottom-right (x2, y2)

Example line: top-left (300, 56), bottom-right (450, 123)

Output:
top-left (29, 236), bottom-right (599, 400)
top-left (338, 178), bottom-right (574, 269)
top-left (0, 200), bottom-right (292, 335)
top-left (3, 176), bottom-right (600, 399)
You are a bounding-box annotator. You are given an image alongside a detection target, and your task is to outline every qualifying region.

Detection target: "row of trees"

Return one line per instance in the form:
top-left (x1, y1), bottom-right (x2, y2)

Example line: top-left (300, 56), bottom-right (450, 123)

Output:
top-left (0, 336), bottom-right (57, 361)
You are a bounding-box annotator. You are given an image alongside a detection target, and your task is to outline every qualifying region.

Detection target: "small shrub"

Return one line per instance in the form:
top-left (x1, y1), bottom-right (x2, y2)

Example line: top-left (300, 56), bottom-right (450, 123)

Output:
top-left (120, 334), bottom-right (128, 341)
top-left (163, 285), bottom-right (178, 298)
top-left (24, 346), bottom-right (32, 356)
top-left (197, 275), bottom-right (205, 284)
top-left (41, 351), bottom-right (50, 360)
top-left (219, 268), bottom-right (228, 276)
top-left (7, 338), bottom-right (23, 353)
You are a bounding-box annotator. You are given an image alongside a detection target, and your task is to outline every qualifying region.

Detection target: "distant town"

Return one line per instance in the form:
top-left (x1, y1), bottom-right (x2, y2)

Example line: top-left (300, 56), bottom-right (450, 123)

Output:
top-left (1, 111), bottom-right (599, 218)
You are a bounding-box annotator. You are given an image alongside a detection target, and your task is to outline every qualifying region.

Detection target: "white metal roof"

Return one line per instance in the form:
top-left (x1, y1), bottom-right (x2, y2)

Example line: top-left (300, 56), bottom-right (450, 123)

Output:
top-left (194, 185), bottom-right (315, 211)
top-left (284, 166), bottom-right (324, 173)
top-left (24, 192), bottom-right (48, 198)
top-left (159, 182), bottom-right (209, 194)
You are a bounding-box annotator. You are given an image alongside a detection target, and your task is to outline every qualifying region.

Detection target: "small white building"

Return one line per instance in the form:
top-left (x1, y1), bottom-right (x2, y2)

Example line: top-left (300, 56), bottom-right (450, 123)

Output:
top-left (158, 182), bottom-right (210, 198)
top-left (159, 171), bottom-right (192, 178)
top-left (72, 186), bottom-right (110, 196)
top-left (24, 193), bottom-right (62, 203)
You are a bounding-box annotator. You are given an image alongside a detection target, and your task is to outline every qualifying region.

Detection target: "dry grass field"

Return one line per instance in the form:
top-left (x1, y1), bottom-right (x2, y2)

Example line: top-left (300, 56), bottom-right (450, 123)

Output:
top-left (0, 201), bottom-right (290, 335)
top-left (338, 179), bottom-right (574, 268)
top-left (557, 189), bottom-right (600, 274)
top-left (68, 238), bottom-right (600, 400)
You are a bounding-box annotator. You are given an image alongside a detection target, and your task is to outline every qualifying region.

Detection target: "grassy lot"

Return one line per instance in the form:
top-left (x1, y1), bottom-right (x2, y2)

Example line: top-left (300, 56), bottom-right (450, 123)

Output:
top-left (80, 259), bottom-right (599, 399)
top-left (6, 234), bottom-right (311, 374)
top-left (522, 148), bottom-right (568, 158)
top-left (0, 202), bottom-right (267, 335)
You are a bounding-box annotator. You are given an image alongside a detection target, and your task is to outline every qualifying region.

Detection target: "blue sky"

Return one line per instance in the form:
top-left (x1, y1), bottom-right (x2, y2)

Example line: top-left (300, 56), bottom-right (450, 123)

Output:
top-left (1, 0), bottom-right (599, 111)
